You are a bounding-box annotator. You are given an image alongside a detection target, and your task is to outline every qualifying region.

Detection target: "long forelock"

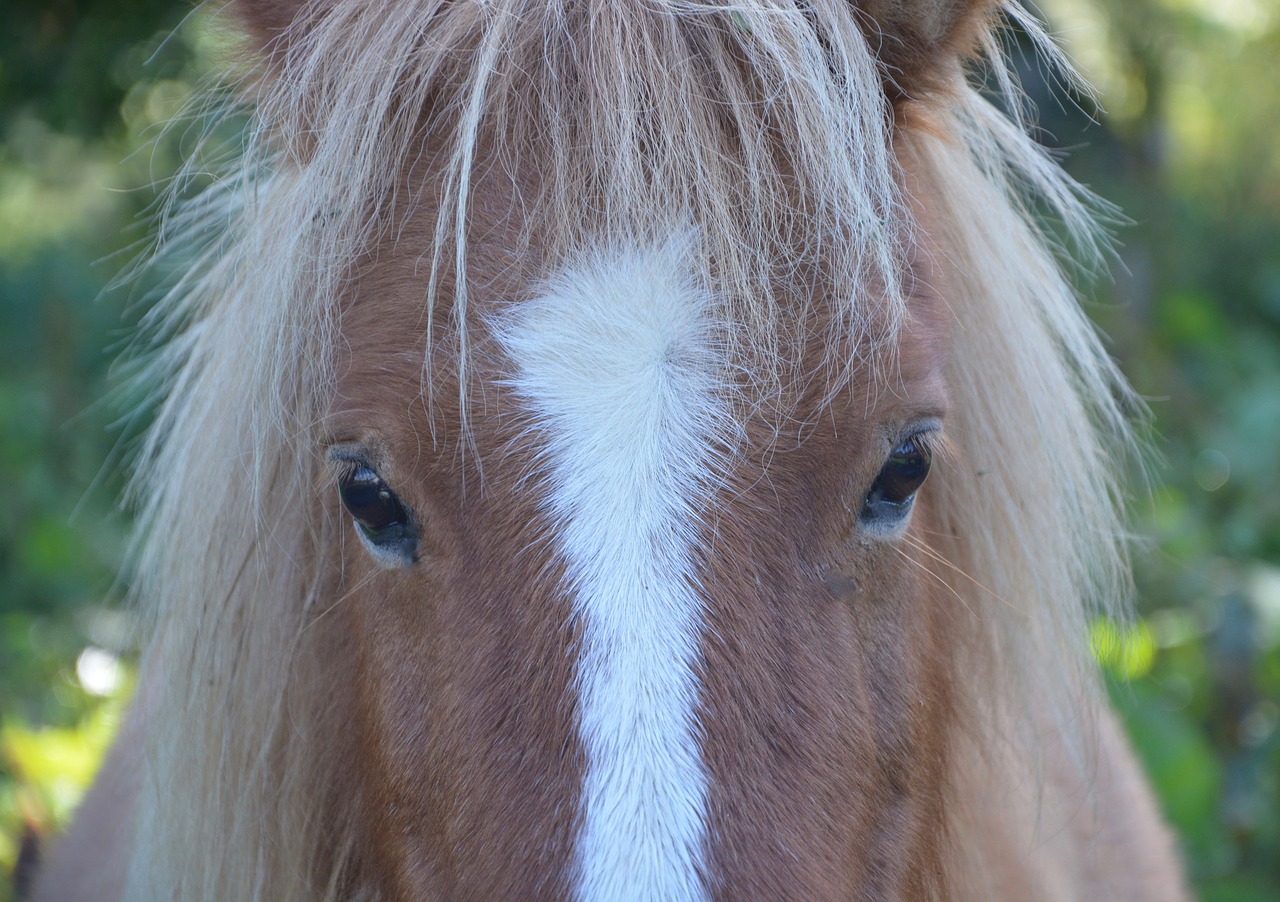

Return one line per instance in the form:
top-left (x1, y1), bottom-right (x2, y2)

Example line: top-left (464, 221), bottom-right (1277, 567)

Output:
top-left (249, 0), bottom-right (920, 397)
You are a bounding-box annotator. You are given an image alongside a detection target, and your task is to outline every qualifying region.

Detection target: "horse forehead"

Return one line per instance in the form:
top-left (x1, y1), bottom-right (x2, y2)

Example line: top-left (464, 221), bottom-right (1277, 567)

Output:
top-left (338, 210), bottom-right (948, 447)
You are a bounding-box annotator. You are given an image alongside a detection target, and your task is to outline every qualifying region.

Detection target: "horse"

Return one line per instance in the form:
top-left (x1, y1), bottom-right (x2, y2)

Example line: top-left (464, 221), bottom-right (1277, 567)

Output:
top-left (32, 1), bottom-right (1188, 899)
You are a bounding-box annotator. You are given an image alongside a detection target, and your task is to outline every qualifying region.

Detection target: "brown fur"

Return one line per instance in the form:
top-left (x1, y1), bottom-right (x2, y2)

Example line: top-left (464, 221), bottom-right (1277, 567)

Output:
top-left (322, 168), bottom-right (585, 896)
top-left (695, 271), bottom-right (957, 899)
top-left (858, 0), bottom-right (999, 103)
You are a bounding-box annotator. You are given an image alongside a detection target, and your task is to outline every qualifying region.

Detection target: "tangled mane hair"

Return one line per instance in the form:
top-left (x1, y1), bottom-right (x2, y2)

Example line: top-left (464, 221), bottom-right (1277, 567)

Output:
top-left (122, 1), bottom-right (1135, 898)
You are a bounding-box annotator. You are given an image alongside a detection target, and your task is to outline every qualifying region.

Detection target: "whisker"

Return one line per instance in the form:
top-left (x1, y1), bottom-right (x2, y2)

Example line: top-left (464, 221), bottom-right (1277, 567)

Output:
top-left (903, 532), bottom-right (1022, 614)
top-left (304, 564), bottom-right (383, 632)
top-left (889, 542), bottom-right (979, 621)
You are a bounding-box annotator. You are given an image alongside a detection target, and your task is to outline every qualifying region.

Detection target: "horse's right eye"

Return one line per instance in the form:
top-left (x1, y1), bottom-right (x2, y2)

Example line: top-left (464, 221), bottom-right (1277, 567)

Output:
top-left (338, 465), bottom-right (418, 564)
top-left (859, 430), bottom-right (936, 534)
top-left (339, 466), bottom-right (406, 530)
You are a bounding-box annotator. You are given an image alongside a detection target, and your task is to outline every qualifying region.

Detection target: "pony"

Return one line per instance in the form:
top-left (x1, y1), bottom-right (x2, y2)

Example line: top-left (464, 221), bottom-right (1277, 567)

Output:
top-left (33, 1), bottom-right (1187, 899)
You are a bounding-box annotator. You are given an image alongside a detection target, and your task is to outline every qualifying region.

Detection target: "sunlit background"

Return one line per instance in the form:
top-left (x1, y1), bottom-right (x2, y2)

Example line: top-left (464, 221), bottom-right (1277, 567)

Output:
top-left (2, 2), bottom-right (1278, 899)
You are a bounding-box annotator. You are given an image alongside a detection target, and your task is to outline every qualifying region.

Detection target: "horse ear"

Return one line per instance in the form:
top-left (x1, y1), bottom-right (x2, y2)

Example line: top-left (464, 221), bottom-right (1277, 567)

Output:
top-left (857, 0), bottom-right (999, 102)
top-left (229, 0), bottom-right (314, 54)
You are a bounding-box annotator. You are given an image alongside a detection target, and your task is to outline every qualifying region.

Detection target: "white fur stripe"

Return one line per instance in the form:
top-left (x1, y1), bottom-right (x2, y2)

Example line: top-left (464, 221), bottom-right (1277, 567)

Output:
top-left (497, 235), bottom-right (724, 902)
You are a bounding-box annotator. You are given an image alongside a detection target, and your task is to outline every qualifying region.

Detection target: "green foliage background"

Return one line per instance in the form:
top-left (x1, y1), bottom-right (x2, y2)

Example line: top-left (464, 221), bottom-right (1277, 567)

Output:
top-left (1, 2), bottom-right (1277, 899)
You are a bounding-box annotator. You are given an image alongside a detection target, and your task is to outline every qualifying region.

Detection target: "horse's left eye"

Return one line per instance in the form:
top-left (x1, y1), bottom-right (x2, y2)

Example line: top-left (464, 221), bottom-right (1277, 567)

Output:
top-left (338, 465), bottom-right (417, 563)
top-left (860, 433), bottom-right (934, 527)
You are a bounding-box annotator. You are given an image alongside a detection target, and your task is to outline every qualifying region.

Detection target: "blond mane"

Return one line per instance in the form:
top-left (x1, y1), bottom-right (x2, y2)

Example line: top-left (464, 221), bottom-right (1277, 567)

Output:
top-left (123, 2), bottom-right (1135, 898)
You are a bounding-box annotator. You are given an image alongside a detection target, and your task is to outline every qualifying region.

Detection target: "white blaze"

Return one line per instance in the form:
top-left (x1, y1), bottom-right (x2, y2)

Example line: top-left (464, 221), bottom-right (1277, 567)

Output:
top-left (497, 234), bottom-right (725, 902)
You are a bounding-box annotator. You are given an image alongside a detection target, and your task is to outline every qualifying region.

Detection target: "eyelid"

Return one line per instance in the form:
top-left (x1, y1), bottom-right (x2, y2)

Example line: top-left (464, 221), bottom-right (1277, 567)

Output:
top-left (327, 444), bottom-right (372, 464)
top-left (326, 444), bottom-right (383, 480)
top-left (894, 420), bottom-right (949, 462)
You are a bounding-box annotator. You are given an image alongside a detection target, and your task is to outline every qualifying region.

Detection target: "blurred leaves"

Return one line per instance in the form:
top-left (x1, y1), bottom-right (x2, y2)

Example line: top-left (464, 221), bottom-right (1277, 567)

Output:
top-left (1111, 677), bottom-right (1223, 861)
top-left (0, 4), bottom-right (218, 898)
top-left (0, 660), bottom-right (133, 895)
top-left (1048, 5), bottom-right (1280, 891)
top-left (0, 0), bottom-right (194, 138)
top-left (1093, 618), bottom-right (1159, 680)
top-left (1046, 0), bottom-right (1280, 892)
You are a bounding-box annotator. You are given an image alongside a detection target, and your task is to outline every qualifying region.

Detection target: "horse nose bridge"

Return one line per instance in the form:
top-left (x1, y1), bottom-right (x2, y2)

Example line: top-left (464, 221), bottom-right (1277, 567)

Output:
top-left (486, 235), bottom-right (742, 901)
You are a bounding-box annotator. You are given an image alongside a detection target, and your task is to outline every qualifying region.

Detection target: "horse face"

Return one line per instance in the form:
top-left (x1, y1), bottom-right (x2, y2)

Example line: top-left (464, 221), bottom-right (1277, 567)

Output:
top-left (232, 0), bottom-right (982, 897)
top-left (318, 150), bottom-right (956, 897)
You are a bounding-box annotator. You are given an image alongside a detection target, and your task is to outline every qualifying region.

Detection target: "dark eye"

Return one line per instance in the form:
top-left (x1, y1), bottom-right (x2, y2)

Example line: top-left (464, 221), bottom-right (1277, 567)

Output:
top-left (338, 465), bottom-right (418, 563)
top-left (860, 433), bottom-right (934, 527)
